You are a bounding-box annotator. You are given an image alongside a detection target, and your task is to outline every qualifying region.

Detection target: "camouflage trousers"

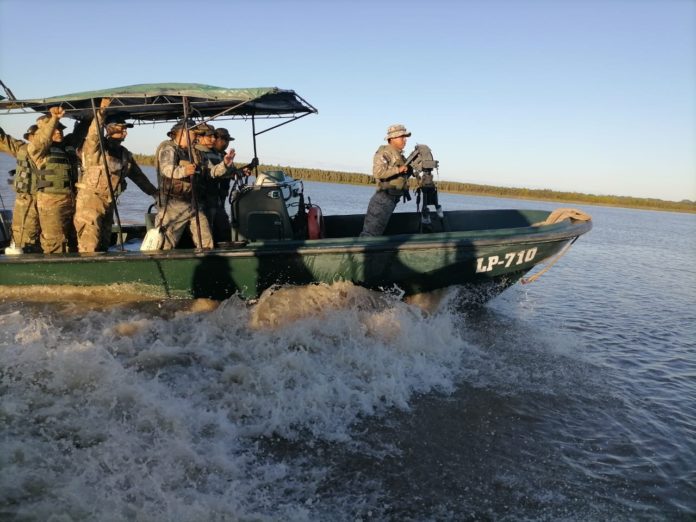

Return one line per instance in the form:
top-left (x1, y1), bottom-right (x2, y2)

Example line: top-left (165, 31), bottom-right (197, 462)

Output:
top-left (36, 192), bottom-right (77, 254)
top-left (74, 190), bottom-right (115, 253)
top-left (11, 193), bottom-right (41, 252)
top-left (359, 190), bottom-right (399, 237)
top-left (155, 198), bottom-right (213, 250)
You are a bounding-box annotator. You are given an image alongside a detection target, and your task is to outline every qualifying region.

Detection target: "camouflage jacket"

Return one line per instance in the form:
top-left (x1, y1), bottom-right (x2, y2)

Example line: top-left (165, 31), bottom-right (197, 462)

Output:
top-left (0, 127), bottom-right (25, 158)
top-left (372, 144), bottom-right (406, 181)
top-left (81, 117), bottom-right (156, 197)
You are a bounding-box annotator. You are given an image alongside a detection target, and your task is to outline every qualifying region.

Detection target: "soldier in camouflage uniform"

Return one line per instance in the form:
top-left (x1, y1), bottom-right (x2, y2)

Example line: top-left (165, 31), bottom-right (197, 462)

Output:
top-left (154, 121), bottom-right (238, 249)
top-left (75, 98), bottom-right (157, 252)
top-left (360, 124), bottom-right (412, 237)
top-left (0, 125), bottom-right (41, 252)
top-left (27, 107), bottom-right (87, 253)
top-left (195, 126), bottom-right (240, 244)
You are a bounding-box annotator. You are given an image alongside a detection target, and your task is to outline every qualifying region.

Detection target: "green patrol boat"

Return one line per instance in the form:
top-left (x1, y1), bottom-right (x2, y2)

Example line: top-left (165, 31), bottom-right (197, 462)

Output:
top-left (0, 207), bottom-right (592, 302)
top-left (0, 84), bottom-right (592, 302)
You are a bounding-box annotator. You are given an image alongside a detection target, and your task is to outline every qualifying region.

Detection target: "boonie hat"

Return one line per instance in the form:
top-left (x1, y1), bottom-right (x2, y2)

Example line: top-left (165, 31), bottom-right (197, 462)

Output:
top-left (196, 123), bottom-right (215, 136)
top-left (214, 127), bottom-right (235, 141)
top-left (385, 124), bottom-right (411, 141)
top-left (167, 119), bottom-right (201, 137)
top-left (23, 124), bottom-right (39, 140)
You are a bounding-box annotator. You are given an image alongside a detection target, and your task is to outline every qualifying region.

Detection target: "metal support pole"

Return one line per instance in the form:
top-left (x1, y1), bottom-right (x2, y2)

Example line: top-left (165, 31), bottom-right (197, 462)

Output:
top-left (90, 98), bottom-right (124, 251)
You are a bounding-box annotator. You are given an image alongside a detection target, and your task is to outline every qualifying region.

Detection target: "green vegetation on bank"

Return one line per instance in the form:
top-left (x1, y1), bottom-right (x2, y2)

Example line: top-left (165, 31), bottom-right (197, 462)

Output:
top-left (131, 154), bottom-right (696, 213)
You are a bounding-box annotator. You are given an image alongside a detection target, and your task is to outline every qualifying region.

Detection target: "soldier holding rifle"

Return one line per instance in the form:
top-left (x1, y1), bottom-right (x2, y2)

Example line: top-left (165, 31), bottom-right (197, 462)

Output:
top-left (154, 120), bottom-right (238, 249)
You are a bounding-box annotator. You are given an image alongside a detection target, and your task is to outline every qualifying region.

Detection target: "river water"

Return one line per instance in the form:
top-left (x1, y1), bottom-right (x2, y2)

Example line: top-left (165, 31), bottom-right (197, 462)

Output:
top-left (0, 156), bottom-right (695, 521)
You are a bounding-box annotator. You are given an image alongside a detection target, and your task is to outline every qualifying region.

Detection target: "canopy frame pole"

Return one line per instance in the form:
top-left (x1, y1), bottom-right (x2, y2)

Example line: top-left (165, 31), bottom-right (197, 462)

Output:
top-left (90, 98), bottom-right (125, 252)
top-left (254, 111), bottom-right (313, 136)
top-left (182, 96), bottom-right (204, 250)
top-left (251, 114), bottom-right (259, 178)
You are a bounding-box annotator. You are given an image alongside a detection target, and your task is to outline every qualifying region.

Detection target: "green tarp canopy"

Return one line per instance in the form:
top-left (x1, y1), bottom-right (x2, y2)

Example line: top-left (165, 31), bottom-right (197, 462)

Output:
top-left (0, 83), bottom-right (317, 122)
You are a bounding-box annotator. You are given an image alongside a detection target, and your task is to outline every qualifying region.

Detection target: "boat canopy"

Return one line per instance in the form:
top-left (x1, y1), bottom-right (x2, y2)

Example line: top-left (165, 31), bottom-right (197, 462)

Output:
top-left (0, 83), bottom-right (317, 123)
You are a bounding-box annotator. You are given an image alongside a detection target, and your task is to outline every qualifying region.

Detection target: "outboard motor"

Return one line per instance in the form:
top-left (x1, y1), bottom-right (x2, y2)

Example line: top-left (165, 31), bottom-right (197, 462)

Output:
top-left (231, 170), bottom-right (309, 241)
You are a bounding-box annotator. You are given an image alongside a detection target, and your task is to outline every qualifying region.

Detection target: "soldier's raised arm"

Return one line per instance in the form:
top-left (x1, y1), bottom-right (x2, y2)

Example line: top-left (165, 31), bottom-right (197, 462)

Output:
top-left (0, 126), bottom-right (25, 157)
top-left (27, 108), bottom-right (63, 164)
top-left (82, 98), bottom-right (111, 167)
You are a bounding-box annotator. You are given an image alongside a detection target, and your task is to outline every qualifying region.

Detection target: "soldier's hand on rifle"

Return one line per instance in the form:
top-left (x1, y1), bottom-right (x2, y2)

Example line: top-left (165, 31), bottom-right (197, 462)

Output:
top-left (180, 160), bottom-right (196, 177)
top-left (49, 106), bottom-right (65, 120)
top-left (398, 165), bottom-right (409, 174)
top-left (224, 148), bottom-right (236, 166)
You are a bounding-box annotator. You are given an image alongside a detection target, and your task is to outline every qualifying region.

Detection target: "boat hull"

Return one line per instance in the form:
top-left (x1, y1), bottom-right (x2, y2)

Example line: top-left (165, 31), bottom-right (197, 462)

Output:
top-left (0, 210), bottom-right (592, 302)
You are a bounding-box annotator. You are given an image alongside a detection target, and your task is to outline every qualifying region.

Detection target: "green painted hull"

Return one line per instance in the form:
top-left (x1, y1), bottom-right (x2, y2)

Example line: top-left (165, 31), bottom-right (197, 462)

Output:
top-left (0, 210), bottom-right (592, 302)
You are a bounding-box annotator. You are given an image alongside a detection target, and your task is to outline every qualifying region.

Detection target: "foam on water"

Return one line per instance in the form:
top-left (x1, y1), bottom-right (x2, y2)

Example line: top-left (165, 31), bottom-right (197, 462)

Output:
top-left (0, 282), bottom-right (469, 520)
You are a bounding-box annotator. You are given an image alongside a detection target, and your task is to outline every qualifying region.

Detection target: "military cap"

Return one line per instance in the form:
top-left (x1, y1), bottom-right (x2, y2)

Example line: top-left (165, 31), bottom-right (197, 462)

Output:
top-left (214, 127), bottom-right (235, 141)
top-left (105, 113), bottom-right (134, 128)
top-left (105, 113), bottom-right (134, 135)
top-left (23, 124), bottom-right (39, 140)
top-left (385, 124), bottom-right (411, 141)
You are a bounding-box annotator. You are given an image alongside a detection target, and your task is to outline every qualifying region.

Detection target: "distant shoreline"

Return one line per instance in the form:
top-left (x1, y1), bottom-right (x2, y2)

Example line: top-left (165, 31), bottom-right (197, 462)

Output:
top-left (131, 154), bottom-right (696, 214)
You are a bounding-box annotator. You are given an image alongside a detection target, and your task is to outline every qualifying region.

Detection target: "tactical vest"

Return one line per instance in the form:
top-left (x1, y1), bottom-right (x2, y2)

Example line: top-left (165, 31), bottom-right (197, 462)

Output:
top-left (13, 145), bottom-right (37, 194)
top-left (157, 141), bottom-right (196, 201)
top-left (80, 145), bottom-right (129, 197)
top-left (36, 144), bottom-right (79, 195)
top-left (375, 145), bottom-right (408, 195)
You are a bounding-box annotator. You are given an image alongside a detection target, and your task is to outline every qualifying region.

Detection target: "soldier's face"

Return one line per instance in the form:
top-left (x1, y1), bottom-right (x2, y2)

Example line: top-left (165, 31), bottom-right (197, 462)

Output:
top-left (52, 128), bottom-right (64, 142)
top-left (199, 134), bottom-right (215, 148)
top-left (391, 136), bottom-right (407, 151)
top-left (110, 129), bottom-right (127, 141)
top-left (213, 137), bottom-right (229, 152)
top-left (176, 130), bottom-right (196, 147)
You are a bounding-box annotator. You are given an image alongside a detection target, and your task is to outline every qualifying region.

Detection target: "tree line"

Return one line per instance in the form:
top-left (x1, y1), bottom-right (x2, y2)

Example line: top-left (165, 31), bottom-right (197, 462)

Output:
top-left (131, 154), bottom-right (696, 213)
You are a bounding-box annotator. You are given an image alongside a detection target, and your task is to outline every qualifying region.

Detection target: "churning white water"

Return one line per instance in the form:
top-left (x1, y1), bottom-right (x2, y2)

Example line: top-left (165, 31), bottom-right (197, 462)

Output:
top-left (0, 283), bottom-right (471, 520)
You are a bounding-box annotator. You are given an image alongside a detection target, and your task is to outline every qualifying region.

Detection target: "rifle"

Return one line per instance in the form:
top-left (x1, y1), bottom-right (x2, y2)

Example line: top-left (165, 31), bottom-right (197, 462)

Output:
top-left (182, 98), bottom-right (203, 249)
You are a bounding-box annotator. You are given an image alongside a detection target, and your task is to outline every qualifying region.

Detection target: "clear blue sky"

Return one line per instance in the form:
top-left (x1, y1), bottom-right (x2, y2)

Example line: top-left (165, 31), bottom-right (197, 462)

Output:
top-left (1, 0), bottom-right (694, 201)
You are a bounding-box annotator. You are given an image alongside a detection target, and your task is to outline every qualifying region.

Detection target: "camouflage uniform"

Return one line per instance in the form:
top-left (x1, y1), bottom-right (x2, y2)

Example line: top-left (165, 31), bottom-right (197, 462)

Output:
top-left (154, 141), bottom-right (210, 249)
top-left (195, 143), bottom-right (234, 244)
top-left (360, 124), bottom-right (412, 237)
top-left (0, 127), bottom-right (41, 251)
top-left (75, 116), bottom-right (157, 252)
top-left (27, 116), bottom-right (84, 253)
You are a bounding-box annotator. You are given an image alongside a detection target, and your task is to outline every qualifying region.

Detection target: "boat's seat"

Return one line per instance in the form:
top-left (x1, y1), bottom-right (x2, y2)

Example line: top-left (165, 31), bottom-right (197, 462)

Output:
top-left (231, 186), bottom-right (294, 241)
